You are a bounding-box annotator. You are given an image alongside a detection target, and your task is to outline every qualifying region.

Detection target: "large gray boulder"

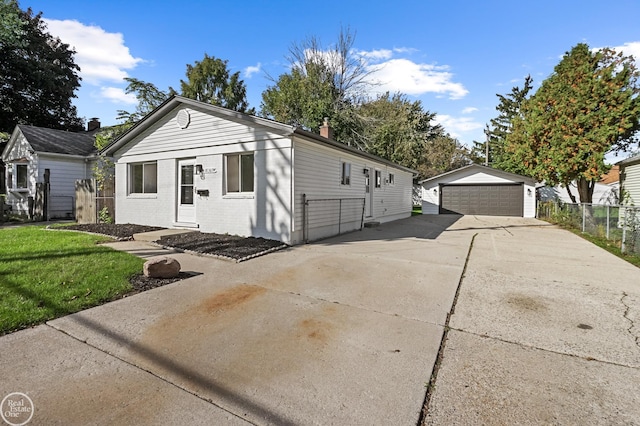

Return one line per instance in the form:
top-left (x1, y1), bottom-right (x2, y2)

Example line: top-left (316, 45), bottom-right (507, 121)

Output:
top-left (143, 256), bottom-right (181, 278)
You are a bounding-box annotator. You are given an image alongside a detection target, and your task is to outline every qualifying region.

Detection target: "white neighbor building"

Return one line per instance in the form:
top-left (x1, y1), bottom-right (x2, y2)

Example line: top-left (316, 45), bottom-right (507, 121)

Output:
top-left (420, 164), bottom-right (536, 217)
top-left (2, 123), bottom-right (99, 218)
top-left (103, 96), bottom-right (416, 244)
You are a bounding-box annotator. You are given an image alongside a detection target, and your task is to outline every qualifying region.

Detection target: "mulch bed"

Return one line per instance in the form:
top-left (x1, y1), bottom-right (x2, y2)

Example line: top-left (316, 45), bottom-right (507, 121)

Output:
top-left (62, 223), bottom-right (165, 240)
top-left (157, 232), bottom-right (286, 260)
top-left (58, 223), bottom-right (287, 292)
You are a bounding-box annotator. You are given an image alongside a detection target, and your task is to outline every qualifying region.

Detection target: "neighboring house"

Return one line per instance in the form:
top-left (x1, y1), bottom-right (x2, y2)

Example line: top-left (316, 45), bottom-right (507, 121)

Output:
top-left (619, 154), bottom-right (640, 206)
top-left (102, 96), bottom-right (415, 244)
top-left (1, 120), bottom-right (100, 218)
top-left (420, 164), bottom-right (536, 217)
top-left (537, 165), bottom-right (620, 205)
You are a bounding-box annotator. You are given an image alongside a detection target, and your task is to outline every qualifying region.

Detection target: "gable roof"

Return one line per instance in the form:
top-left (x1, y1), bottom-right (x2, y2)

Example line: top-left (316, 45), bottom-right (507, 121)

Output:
top-left (617, 153), bottom-right (640, 167)
top-left (16, 125), bottom-right (97, 156)
top-left (419, 163), bottom-right (536, 185)
top-left (103, 95), bottom-right (417, 175)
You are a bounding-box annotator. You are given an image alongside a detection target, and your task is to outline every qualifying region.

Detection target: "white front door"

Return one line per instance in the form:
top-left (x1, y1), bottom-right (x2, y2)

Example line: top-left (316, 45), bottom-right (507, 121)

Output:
top-left (177, 159), bottom-right (196, 224)
top-left (365, 168), bottom-right (373, 217)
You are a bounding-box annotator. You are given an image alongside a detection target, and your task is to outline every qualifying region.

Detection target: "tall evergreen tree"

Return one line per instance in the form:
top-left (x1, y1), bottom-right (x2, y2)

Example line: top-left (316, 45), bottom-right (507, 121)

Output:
top-left (0, 3), bottom-right (83, 133)
top-left (485, 75), bottom-right (533, 168)
top-left (503, 44), bottom-right (640, 203)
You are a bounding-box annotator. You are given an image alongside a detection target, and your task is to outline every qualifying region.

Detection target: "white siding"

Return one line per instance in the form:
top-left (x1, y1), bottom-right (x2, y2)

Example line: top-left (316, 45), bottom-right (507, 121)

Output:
top-left (117, 105), bottom-right (279, 157)
top-left (292, 137), bottom-right (412, 243)
top-left (538, 182), bottom-right (619, 205)
top-left (114, 105), bottom-right (294, 242)
top-left (622, 162), bottom-right (640, 205)
top-left (421, 167), bottom-right (536, 218)
top-left (38, 155), bottom-right (91, 218)
top-left (3, 131), bottom-right (36, 214)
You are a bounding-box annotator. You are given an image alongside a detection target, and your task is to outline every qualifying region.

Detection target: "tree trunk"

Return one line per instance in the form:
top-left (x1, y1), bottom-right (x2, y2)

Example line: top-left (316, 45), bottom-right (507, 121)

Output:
top-left (576, 177), bottom-right (594, 204)
top-left (565, 184), bottom-right (577, 203)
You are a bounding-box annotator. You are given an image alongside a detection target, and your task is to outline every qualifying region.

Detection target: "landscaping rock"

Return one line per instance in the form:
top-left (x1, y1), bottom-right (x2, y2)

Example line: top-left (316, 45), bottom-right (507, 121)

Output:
top-left (143, 256), bottom-right (181, 278)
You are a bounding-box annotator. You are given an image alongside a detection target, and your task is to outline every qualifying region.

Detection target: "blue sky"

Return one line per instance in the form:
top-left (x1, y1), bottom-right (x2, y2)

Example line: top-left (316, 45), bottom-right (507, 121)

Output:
top-left (21, 0), bottom-right (640, 155)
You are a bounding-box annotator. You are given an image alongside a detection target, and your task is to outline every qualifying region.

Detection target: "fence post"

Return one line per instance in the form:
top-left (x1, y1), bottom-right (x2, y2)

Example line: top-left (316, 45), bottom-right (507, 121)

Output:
top-left (338, 199), bottom-right (342, 236)
top-left (621, 207), bottom-right (627, 253)
top-left (582, 204), bottom-right (586, 233)
top-left (606, 205), bottom-right (610, 239)
top-left (302, 194), bottom-right (307, 243)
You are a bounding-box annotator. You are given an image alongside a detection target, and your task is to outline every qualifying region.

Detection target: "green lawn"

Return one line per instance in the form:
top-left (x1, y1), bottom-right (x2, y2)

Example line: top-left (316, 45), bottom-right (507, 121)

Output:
top-left (0, 226), bottom-right (144, 335)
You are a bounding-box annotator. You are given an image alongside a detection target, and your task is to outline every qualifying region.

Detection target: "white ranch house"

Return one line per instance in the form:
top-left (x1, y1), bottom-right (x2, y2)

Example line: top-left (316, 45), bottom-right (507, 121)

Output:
top-left (103, 96), bottom-right (416, 244)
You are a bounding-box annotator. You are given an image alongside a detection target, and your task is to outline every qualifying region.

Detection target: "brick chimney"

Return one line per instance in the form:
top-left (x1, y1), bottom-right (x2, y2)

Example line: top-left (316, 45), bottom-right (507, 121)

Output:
top-left (319, 117), bottom-right (333, 139)
top-left (87, 117), bottom-right (101, 132)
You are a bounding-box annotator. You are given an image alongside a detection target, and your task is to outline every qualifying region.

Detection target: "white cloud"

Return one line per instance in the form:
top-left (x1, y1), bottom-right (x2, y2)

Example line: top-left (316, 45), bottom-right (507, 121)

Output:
top-left (366, 59), bottom-right (468, 99)
top-left (43, 19), bottom-right (143, 85)
top-left (393, 47), bottom-right (418, 54)
top-left (98, 87), bottom-right (137, 104)
top-left (357, 49), bottom-right (393, 61)
top-left (607, 41), bottom-right (640, 63)
top-left (433, 114), bottom-right (484, 138)
top-left (462, 107), bottom-right (478, 114)
top-left (244, 62), bottom-right (261, 78)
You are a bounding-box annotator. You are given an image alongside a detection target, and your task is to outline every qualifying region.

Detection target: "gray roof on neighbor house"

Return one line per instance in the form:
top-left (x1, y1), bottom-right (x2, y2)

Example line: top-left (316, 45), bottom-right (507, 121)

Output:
top-left (103, 96), bottom-right (417, 175)
top-left (18, 125), bottom-right (97, 156)
top-left (617, 153), bottom-right (640, 166)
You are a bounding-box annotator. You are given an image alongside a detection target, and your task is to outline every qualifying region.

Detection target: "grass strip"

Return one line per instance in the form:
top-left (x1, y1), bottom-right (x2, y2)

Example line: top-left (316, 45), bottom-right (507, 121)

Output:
top-left (0, 226), bottom-right (144, 334)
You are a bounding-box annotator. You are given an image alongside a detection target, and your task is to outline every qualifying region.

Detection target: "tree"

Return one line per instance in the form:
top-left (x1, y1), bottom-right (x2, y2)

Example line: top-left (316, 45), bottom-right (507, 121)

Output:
top-left (357, 92), bottom-right (470, 179)
top-left (484, 75), bottom-right (534, 167)
top-left (260, 26), bottom-right (370, 145)
top-left (172, 54), bottom-right (252, 113)
top-left (0, 3), bottom-right (83, 133)
top-left (503, 43), bottom-right (640, 203)
top-left (0, 0), bottom-right (24, 48)
top-left (117, 77), bottom-right (169, 123)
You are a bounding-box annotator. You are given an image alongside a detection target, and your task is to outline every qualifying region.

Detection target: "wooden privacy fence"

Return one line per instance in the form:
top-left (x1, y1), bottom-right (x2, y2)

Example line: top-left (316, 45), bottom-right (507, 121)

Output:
top-left (75, 178), bottom-right (115, 224)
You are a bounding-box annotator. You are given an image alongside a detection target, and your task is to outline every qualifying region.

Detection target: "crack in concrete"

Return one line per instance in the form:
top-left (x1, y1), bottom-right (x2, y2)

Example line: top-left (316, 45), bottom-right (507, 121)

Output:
top-left (621, 292), bottom-right (640, 349)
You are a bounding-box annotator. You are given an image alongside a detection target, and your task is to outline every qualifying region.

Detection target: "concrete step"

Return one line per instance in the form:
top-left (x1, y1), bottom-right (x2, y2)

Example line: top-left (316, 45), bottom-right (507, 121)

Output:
top-left (363, 221), bottom-right (380, 228)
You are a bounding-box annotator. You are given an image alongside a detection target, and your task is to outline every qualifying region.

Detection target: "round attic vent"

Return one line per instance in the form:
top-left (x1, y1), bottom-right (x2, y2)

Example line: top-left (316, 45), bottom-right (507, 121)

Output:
top-left (176, 109), bottom-right (190, 129)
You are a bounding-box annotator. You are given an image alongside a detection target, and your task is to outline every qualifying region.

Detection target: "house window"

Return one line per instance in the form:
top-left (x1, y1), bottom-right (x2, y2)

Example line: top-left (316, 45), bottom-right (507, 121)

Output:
top-left (129, 162), bottom-right (157, 194)
top-left (6, 164), bottom-right (28, 191)
top-left (389, 173), bottom-right (395, 185)
top-left (341, 161), bottom-right (351, 185)
top-left (15, 164), bottom-right (28, 189)
top-left (375, 170), bottom-right (381, 188)
top-left (226, 152), bottom-right (254, 193)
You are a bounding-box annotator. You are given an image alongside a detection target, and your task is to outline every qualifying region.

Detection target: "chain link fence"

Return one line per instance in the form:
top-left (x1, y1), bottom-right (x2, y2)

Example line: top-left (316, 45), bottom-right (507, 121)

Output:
top-left (537, 201), bottom-right (640, 254)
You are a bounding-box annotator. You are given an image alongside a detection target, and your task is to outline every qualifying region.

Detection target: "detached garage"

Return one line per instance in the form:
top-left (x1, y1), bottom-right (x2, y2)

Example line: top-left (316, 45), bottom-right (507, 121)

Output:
top-left (420, 164), bottom-right (536, 217)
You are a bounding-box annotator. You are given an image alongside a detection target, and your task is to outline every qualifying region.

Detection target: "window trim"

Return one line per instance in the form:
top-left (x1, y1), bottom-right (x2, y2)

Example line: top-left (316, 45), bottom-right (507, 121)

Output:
top-left (6, 163), bottom-right (29, 192)
top-left (374, 169), bottom-right (382, 189)
top-left (388, 173), bottom-right (395, 186)
top-left (128, 161), bottom-right (158, 195)
top-left (340, 161), bottom-right (351, 186)
top-left (225, 152), bottom-right (255, 194)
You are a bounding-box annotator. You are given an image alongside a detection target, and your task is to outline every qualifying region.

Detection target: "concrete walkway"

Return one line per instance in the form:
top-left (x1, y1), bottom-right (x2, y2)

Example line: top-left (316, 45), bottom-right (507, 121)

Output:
top-left (1, 215), bottom-right (638, 425)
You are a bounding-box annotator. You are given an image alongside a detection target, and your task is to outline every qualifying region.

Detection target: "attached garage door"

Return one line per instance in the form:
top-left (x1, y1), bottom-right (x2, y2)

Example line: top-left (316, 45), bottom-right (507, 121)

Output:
top-left (440, 184), bottom-right (524, 216)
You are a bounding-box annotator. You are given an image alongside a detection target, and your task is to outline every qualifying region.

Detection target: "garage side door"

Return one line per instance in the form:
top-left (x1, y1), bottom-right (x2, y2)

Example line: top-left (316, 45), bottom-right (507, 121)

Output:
top-left (440, 184), bottom-right (524, 216)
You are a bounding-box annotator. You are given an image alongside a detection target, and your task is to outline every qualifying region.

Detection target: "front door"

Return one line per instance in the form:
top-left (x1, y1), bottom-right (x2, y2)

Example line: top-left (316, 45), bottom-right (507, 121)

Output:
top-left (364, 168), bottom-right (373, 217)
top-left (177, 159), bottom-right (196, 224)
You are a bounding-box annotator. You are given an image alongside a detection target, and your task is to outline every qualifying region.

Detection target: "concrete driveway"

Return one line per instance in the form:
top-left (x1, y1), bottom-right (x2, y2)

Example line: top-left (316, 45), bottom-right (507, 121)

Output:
top-left (1, 215), bottom-right (638, 425)
top-left (0, 215), bottom-right (470, 425)
top-left (425, 216), bottom-right (640, 425)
